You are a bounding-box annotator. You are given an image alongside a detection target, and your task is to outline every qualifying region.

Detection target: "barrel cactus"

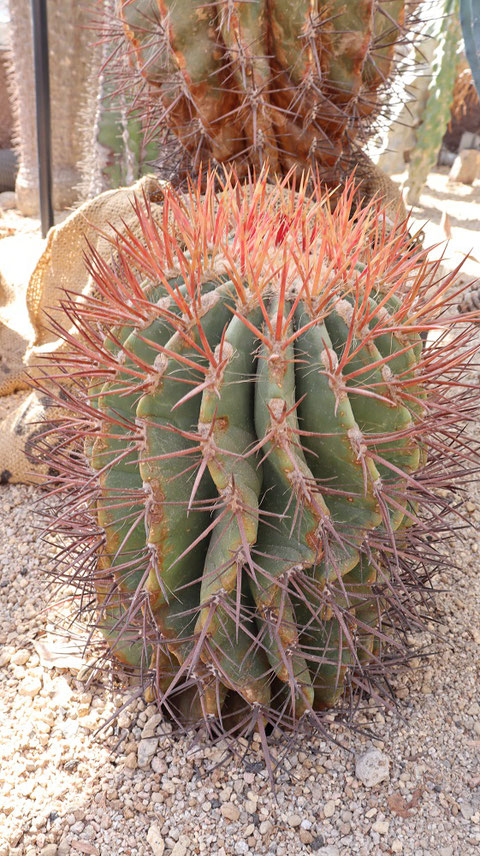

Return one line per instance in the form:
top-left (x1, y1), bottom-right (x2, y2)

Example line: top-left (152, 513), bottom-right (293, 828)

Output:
top-left (118, 0), bottom-right (413, 180)
top-left (43, 170), bottom-right (478, 744)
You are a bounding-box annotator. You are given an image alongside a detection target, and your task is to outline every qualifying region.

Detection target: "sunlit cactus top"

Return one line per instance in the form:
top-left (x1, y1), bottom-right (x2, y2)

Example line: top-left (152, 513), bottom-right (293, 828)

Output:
top-left (42, 170), bottom-right (479, 751)
top-left (118, 0), bottom-right (409, 176)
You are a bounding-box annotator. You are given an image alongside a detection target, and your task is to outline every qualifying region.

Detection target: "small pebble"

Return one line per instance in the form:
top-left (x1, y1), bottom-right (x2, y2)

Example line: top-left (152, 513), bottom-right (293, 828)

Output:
top-left (221, 802), bottom-right (240, 822)
top-left (355, 748), bottom-right (390, 787)
top-left (11, 649), bottom-right (30, 666)
top-left (124, 751), bottom-right (137, 769)
top-left (141, 713), bottom-right (163, 739)
top-left (137, 737), bottom-right (159, 768)
top-left (459, 802), bottom-right (474, 820)
top-left (314, 847), bottom-right (339, 856)
top-left (0, 650), bottom-right (11, 667)
top-left (372, 820), bottom-right (389, 835)
top-left (147, 823), bottom-right (165, 856)
top-left (18, 675), bottom-right (42, 698)
top-left (323, 800), bottom-right (336, 818)
top-left (0, 191), bottom-right (16, 210)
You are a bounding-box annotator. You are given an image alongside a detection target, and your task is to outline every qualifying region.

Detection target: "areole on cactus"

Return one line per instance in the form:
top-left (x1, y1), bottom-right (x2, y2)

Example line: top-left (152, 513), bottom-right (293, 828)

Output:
top-left (41, 169), bottom-right (478, 747)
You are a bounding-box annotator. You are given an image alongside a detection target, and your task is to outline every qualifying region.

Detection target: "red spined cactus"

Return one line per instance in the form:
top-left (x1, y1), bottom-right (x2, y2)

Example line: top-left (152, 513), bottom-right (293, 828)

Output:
top-left (38, 170), bottom-right (479, 754)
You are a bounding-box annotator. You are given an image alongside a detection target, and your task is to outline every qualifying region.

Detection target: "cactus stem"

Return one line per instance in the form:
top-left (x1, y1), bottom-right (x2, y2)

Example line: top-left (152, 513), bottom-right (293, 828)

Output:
top-left (34, 168), bottom-right (480, 760)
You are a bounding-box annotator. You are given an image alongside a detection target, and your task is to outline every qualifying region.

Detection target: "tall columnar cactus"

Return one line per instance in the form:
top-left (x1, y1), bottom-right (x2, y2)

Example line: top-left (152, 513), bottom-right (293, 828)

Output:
top-left (406, 0), bottom-right (461, 205)
top-left (42, 171), bottom-right (478, 743)
top-left (79, 0), bottom-right (162, 197)
top-left (117, 0), bottom-right (412, 181)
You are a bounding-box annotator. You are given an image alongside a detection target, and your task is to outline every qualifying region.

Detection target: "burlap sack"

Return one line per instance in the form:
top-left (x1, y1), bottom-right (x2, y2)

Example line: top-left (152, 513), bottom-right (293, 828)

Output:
top-left (0, 322), bottom-right (30, 397)
top-left (0, 174), bottom-right (168, 484)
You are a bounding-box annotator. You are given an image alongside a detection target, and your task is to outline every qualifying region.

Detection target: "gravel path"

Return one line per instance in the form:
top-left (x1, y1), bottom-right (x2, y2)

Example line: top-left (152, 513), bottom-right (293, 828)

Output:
top-left (0, 170), bottom-right (479, 856)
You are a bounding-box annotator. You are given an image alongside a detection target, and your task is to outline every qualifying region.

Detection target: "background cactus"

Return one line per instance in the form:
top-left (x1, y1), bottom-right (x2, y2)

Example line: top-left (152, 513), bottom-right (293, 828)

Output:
top-left (77, 0), bottom-right (161, 198)
top-left (40, 171), bottom-right (479, 746)
top-left (116, 0), bottom-right (416, 184)
top-left (460, 0), bottom-right (480, 97)
top-left (7, 0), bottom-right (102, 214)
top-left (95, 80), bottom-right (160, 189)
top-left (406, 0), bottom-right (462, 205)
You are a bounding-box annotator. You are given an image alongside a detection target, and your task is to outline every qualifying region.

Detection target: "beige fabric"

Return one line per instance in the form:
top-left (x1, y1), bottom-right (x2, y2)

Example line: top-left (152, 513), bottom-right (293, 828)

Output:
top-left (0, 232), bottom-right (42, 394)
top-left (0, 391), bottom-right (63, 485)
top-left (0, 322), bottom-right (30, 396)
top-left (26, 174), bottom-right (168, 352)
top-left (0, 174), bottom-right (168, 485)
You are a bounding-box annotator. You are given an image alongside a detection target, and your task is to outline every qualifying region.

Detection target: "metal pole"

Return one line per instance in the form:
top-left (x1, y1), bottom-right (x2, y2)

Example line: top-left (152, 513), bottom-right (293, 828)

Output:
top-left (31, 0), bottom-right (53, 237)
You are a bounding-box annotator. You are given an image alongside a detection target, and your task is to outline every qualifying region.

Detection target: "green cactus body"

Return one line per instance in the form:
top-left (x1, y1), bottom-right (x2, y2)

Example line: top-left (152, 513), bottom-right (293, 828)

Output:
top-left (71, 173), bottom-right (439, 723)
top-left (46, 171), bottom-right (479, 735)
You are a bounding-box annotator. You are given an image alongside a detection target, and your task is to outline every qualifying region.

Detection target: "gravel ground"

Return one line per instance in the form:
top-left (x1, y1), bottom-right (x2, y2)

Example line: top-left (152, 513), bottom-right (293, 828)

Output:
top-left (0, 482), bottom-right (479, 856)
top-left (0, 170), bottom-right (479, 856)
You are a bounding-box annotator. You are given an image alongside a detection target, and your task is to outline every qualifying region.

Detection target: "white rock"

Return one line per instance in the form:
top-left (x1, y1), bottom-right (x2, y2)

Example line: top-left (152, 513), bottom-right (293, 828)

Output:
top-left (57, 838), bottom-right (70, 856)
top-left (372, 820), bottom-right (389, 834)
top-left (11, 649), bottom-right (30, 665)
top-left (0, 650), bottom-right (11, 667)
top-left (287, 813), bottom-right (302, 827)
top-left (18, 675), bottom-right (42, 698)
top-left (459, 802), bottom-right (474, 820)
top-left (117, 710), bottom-right (132, 729)
top-left (151, 756), bottom-right (167, 774)
top-left (171, 845), bottom-right (186, 856)
top-left (355, 747), bottom-right (390, 787)
top-left (316, 847), bottom-right (339, 856)
top-left (0, 191), bottom-right (16, 210)
top-left (323, 799), bottom-right (336, 818)
top-left (147, 823), bottom-right (165, 856)
top-left (221, 801), bottom-right (240, 821)
top-left (137, 737), bottom-right (159, 768)
top-left (141, 713), bottom-right (163, 738)
top-left (459, 131), bottom-right (479, 150)
top-left (124, 751), bottom-right (137, 770)
top-left (449, 149), bottom-right (480, 185)
top-left (50, 676), bottom-right (73, 705)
